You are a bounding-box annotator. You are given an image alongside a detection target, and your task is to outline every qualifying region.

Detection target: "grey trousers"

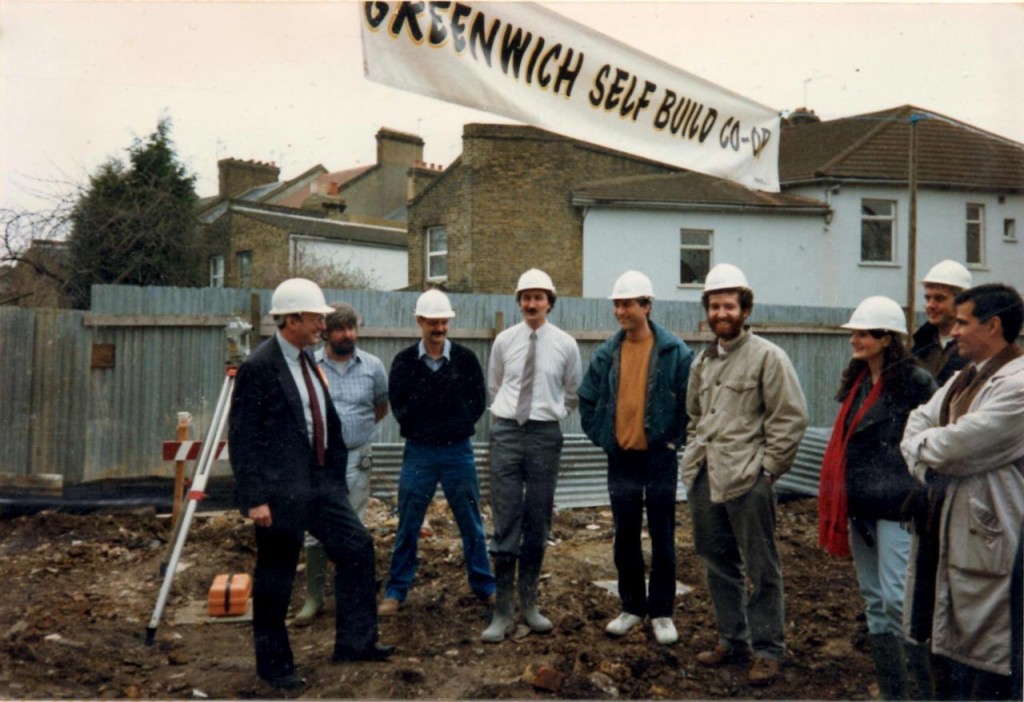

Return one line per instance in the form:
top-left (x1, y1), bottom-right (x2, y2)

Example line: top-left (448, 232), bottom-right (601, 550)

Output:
top-left (488, 419), bottom-right (563, 559)
top-left (688, 467), bottom-right (786, 660)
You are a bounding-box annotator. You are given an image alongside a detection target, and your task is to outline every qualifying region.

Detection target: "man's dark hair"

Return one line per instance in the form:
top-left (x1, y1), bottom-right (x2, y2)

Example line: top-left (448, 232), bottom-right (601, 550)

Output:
top-left (516, 289), bottom-right (557, 311)
top-left (955, 283), bottom-right (1024, 343)
top-left (325, 302), bottom-right (362, 333)
top-left (701, 287), bottom-right (754, 313)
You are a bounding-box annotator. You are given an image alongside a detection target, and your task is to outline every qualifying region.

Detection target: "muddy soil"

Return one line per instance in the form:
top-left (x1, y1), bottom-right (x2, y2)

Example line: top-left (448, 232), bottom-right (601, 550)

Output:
top-left (0, 495), bottom-right (878, 700)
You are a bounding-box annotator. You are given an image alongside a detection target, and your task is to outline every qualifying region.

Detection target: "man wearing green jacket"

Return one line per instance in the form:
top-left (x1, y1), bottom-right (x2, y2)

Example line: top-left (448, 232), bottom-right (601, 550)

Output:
top-left (579, 270), bottom-right (693, 647)
top-left (682, 263), bottom-right (808, 686)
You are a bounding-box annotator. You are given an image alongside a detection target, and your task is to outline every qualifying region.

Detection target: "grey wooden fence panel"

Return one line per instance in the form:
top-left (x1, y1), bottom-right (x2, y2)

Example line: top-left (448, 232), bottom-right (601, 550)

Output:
top-left (0, 308), bottom-right (36, 477)
top-left (2, 284), bottom-right (906, 484)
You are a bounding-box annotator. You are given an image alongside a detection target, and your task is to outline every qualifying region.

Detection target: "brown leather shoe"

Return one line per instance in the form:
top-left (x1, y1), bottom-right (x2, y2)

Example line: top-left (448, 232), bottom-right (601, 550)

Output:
top-left (747, 657), bottom-right (780, 686)
top-left (696, 643), bottom-right (751, 666)
top-left (377, 598), bottom-right (400, 616)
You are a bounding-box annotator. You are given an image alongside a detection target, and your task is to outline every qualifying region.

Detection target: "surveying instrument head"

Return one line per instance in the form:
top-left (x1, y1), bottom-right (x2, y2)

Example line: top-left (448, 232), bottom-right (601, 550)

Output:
top-left (225, 316), bottom-right (252, 368)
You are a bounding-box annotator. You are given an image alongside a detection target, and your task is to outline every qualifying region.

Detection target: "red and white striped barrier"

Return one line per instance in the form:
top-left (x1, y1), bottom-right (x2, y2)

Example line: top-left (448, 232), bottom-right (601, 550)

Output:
top-left (162, 441), bottom-right (230, 462)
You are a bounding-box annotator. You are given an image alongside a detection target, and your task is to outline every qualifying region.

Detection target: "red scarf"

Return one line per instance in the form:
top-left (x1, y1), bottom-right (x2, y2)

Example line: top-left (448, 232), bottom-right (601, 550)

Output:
top-left (818, 369), bottom-right (885, 558)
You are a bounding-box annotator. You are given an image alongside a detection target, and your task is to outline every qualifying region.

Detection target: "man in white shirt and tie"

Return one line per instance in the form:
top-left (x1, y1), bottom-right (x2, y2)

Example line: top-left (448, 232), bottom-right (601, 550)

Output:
top-left (482, 269), bottom-right (582, 643)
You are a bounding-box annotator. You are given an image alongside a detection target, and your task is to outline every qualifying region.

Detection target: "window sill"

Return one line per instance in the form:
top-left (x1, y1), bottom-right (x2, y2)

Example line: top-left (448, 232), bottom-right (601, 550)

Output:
top-left (857, 261), bottom-right (900, 268)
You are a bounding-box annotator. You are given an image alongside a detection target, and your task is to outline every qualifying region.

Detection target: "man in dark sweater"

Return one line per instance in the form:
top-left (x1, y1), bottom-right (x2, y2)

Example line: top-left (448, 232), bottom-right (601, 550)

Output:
top-left (378, 289), bottom-right (495, 615)
top-left (911, 259), bottom-right (973, 386)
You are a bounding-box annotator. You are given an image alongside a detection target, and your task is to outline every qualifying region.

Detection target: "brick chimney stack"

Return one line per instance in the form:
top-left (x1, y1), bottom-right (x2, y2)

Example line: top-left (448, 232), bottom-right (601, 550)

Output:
top-left (376, 128), bottom-right (425, 166)
top-left (217, 158), bottom-right (281, 199)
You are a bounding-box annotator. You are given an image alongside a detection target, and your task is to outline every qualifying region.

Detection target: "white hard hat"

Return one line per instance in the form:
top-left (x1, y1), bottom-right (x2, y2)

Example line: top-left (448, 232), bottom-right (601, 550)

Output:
top-left (268, 278), bottom-right (334, 316)
top-left (841, 296), bottom-right (907, 334)
top-left (608, 270), bottom-right (655, 299)
top-left (704, 263), bottom-right (750, 293)
top-left (515, 268), bottom-right (556, 295)
top-left (414, 289), bottom-right (456, 319)
top-left (922, 259), bottom-right (972, 290)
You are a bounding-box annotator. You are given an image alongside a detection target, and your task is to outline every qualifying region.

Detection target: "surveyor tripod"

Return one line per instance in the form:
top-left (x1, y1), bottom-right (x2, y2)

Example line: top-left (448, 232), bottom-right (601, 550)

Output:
top-left (146, 317), bottom-right (251, 646)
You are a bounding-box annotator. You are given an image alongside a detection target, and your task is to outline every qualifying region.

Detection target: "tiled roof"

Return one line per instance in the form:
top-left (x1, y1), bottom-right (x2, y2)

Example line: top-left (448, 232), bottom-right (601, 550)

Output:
top-left (572, 170), bottom-right (827, 211)
top-left (780, 105), bottom-right (1024, 191)
top-left (231, 205), bottom-right (406, 249)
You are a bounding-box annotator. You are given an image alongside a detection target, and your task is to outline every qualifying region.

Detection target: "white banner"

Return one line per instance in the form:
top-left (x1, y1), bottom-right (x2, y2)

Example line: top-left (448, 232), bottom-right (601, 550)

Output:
top-left (360, 1), bottom-right (780, 191)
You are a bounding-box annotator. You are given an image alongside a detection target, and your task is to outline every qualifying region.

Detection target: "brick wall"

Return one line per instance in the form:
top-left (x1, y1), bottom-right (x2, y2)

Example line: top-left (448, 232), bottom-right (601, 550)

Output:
top-left (407, 124), bottom-right (673, 295)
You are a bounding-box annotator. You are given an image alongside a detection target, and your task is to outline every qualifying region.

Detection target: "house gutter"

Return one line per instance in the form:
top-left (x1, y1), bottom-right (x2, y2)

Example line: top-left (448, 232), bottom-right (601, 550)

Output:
top-left (783, 177), bottom-right (1024, 195)
top-left (570, 197), bottom-right (829, 216)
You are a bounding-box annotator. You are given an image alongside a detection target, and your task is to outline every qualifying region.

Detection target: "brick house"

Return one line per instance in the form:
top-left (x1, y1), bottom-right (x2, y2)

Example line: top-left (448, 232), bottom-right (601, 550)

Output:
top-left (406, 124), bottom-right (675, 296)
top-left (199, 128), bottom-right (438, 290)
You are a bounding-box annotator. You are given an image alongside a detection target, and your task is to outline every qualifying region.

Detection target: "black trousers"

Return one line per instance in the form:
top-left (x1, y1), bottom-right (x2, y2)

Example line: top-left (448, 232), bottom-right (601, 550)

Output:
top-left (607, 446), bottom-right (678, 618)
top-left (252, 469), bottom-right (378, 680)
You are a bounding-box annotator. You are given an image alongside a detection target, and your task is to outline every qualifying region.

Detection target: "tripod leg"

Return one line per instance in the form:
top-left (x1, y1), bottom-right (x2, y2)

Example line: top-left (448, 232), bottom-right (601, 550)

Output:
top-left (146, 372), bottom-right (235, 645)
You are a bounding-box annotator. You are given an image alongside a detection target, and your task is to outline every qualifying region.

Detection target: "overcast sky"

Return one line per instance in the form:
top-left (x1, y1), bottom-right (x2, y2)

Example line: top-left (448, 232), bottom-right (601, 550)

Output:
top-left (2, 1), bottom-right (1022, 214)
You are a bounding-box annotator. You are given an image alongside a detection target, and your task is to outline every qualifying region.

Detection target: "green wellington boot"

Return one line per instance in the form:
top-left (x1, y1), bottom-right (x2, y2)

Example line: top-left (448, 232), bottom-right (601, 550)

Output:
top-left (293, 543), bottom-right (327, 627)
top-left (481, 556), bottom-right (517, 643)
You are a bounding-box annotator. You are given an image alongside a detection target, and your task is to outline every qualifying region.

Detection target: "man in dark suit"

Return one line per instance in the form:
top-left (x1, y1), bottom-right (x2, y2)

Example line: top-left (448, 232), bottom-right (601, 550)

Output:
top-left (228, 278), bottom-right (392, 691)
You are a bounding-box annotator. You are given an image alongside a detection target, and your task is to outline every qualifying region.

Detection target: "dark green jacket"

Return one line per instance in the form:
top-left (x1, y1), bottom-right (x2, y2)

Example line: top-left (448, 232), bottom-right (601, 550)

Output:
top-left (578, 320), bottom-right (693, 454)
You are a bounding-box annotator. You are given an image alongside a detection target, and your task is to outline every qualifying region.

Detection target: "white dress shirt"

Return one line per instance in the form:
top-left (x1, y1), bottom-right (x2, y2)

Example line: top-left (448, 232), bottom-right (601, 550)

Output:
top-left (488, 320), bottom-right (582, 422)
top-left (276, 332), bottom-right (328, 453)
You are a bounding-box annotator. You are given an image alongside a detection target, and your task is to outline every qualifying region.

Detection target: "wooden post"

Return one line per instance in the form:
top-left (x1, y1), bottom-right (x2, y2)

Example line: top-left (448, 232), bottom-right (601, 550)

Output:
top-left (171, 412), bottom-right (192, 525)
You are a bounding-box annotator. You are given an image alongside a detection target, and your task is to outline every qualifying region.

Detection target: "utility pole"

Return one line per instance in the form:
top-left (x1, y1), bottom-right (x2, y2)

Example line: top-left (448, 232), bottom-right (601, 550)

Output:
top-left (906, 113), bottom-right (922, 337)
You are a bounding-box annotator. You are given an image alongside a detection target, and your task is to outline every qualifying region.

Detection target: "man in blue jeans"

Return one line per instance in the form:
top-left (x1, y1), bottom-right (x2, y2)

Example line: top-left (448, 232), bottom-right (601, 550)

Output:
top-left (378, 289), bottom-right (495, 615)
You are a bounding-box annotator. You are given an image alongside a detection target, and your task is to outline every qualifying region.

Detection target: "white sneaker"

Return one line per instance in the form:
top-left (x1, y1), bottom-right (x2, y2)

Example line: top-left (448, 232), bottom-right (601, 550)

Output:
top-left (651, 617), bottom-right (678, 645)
top-left (605, 612), bottom-right (643, 637)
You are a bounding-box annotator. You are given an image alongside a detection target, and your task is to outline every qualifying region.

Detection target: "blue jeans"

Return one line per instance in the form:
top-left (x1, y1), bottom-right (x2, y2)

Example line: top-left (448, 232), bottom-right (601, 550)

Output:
top-left (384, 440), bottom-right (495, 601)
top-left (849, 517), bottom-right (910, 635)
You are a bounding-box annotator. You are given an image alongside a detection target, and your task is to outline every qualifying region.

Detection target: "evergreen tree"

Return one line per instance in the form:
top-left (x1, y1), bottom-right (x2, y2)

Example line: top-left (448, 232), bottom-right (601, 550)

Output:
top-left (66, 118), bottom-right (200, 308)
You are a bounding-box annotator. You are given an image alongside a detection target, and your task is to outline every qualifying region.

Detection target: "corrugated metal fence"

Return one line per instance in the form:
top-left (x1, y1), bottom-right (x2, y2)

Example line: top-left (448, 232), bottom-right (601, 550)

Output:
top-left (2, 284), bottom-right (862, 490)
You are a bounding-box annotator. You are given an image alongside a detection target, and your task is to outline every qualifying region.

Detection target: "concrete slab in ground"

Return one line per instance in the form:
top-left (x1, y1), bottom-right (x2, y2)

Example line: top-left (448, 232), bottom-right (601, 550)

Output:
top-left (592, 579), bottom-right (693, 598)
top-left (173, 598), bottom-right (252, 625)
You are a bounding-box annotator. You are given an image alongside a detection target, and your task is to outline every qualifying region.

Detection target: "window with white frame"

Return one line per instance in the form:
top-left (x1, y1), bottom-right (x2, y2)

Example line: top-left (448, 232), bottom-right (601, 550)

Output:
top-left (966, 203), bottom-right (985, 265)
top-left (426, 226), bottom-right (448, 281)
top-left (860, 199), bottom-right (896, 263)
top-left (236, 251), bottom-right (253, 288)
top-left (1003, 218), bottom-right (1016, 242)
top-left (680, 229), bottom-right (712, 285)
top-left (209, 255), bottom-right (225, 288)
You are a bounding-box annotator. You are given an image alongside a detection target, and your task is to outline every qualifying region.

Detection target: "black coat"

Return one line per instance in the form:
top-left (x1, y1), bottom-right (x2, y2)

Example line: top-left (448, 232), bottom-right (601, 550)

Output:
top-left (228, 335), bottom-right (348, 516)
top-left (843, 364), bottom-right (936, 521)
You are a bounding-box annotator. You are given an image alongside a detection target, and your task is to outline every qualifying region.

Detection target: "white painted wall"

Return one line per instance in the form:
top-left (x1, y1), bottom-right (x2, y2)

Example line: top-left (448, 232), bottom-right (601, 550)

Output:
top-left (293, 236), bottom-right (408, 290)
top-left (582, 186), bottom-right (1024, 308)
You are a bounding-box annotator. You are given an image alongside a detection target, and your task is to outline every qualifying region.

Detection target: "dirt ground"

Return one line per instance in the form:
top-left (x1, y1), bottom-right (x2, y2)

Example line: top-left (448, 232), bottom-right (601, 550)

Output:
top-left (0, 494), bottom-right (880, 700)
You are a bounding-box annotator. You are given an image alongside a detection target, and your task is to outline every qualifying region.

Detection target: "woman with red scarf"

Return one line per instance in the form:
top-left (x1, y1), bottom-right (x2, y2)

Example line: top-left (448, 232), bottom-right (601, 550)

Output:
top-left (819, 296), bottom-right (936, 700)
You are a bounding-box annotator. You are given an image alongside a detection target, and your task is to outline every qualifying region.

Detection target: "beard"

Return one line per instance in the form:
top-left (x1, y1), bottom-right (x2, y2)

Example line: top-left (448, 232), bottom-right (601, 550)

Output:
top-left (329, 338), bottom-right (356, 356)
top-left (711, 317), bottom-right (744, 341)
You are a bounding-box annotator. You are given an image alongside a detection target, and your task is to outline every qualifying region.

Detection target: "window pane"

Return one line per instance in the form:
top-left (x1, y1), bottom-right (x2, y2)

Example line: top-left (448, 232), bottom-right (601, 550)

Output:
top-left (429, 228), bottom-right (447, 252)
top-left (429, 254), bottom-right (447, 278)
top-left (680, 249), bottom-right (709, 285)
top-left (862, 199), bottom-right (893, 217)
top-left (967, 204), bottom-right (981, 221)
top-left (237, 251), bottom-right (252, 288)
top-left (861, 222), bottom-right (892, 262)
top-left (681, 229), bottom-right (710, 246)
top-left (967, 224), bottom-right (981, 264)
